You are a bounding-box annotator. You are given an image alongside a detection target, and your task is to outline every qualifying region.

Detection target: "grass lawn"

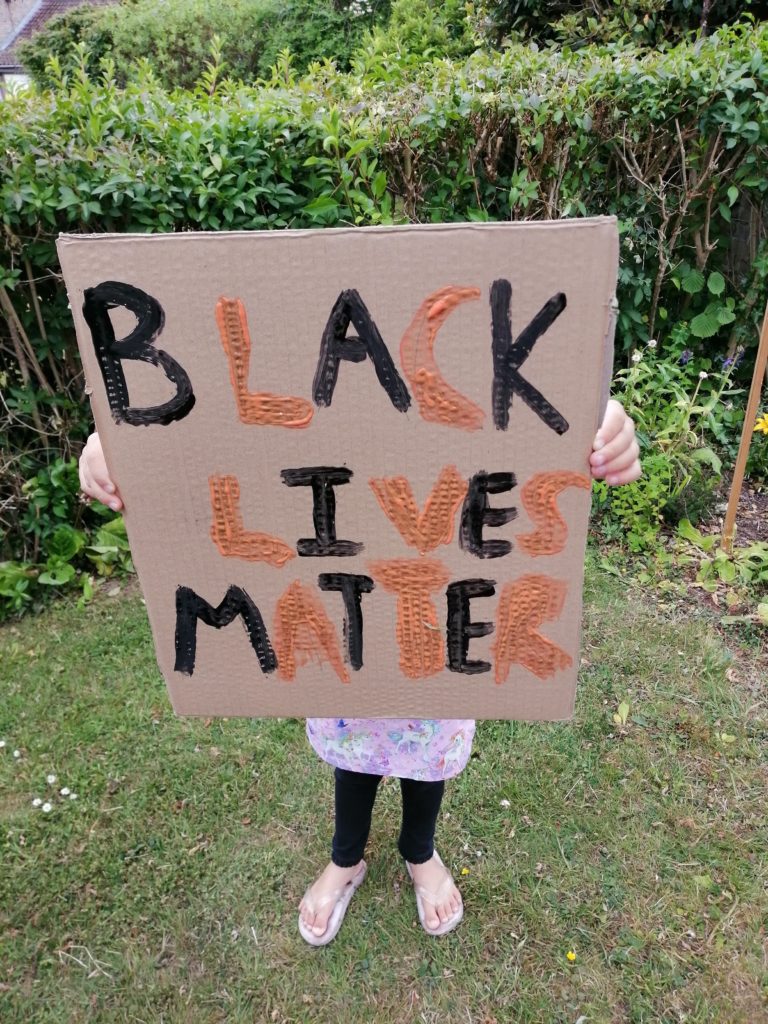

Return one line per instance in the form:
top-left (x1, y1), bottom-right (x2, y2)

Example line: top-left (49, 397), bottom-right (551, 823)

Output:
top-left (1, 560), bottom-right (766, 1023)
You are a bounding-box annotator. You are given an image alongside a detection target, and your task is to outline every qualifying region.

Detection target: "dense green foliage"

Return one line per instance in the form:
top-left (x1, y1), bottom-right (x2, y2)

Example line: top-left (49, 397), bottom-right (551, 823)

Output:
top-left (362, 0), bottom-right (475, 63)
top-left (18, 0), bottom-right (390, 90)
top-left (0, 456), bottom-right (131, 619)
top-left (2, 20), bottom-right (768, 613)
top-left (475, 0), bottom-right (768, 48)
top-left (15, 5), bottom-right (115, 85)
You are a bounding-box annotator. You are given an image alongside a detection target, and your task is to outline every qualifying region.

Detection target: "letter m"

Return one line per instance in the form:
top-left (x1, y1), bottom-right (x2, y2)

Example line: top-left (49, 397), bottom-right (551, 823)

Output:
top-left (174, 585), bottom-right (277, 676)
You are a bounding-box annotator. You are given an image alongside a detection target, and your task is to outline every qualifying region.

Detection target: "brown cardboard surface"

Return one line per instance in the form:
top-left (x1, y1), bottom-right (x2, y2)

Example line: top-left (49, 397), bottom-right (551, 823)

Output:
top-left (57, 219), bottom-right (618, 719)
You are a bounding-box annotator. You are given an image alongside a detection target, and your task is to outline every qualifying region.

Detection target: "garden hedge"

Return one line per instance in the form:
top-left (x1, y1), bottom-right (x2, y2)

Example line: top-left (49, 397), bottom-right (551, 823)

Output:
top-left (2, 22), bottom-right (767, 564)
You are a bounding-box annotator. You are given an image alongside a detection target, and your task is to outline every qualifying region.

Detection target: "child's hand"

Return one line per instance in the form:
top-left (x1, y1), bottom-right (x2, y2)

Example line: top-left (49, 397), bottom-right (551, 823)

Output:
top-left (79, 432), bottom-right (123, 511)
top-left (589, 399), bottom-right (641, 486)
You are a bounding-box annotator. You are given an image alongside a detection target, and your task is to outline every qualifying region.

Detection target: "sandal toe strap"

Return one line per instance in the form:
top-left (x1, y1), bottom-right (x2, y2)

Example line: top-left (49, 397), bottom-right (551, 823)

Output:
top-left (414, 873), bottom-right (458, 906)
top-left (303, 872), bottom-right (361, 914)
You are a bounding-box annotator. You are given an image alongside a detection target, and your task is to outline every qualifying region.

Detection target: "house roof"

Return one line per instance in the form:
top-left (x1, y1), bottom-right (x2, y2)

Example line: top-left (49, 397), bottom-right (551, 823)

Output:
top-left (0, 0), bottom-right (118, 73)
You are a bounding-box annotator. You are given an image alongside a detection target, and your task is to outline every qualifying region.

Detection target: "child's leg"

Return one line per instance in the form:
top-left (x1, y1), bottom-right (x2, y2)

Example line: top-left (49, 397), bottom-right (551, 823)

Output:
top-left (397, 778), bottom-right (444, 864)
top-left (399, 778), bottom-right (462, 930)
top-left (299, 767), bottom-right (381, 939)
top-left (332, 767), bottom-right (382, 865)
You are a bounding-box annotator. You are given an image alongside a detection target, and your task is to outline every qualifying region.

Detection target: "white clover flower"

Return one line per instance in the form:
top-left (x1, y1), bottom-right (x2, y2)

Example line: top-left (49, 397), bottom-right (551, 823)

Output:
top-left (699, 371), bottom-right (708, 379)
top-left (42, 802), bottom-right (52, 813)
top-left (632, 351), bottom-right (642, 363)
top-left (500, 798), bottom-right (511, 808)
top-left (60, 787), bottom-right (70, 796)
top-left (0, 740), bottom-right (6, 748)
top-left (46, 774), bottom-right (57, 785)
top-left (647, 339), bottom-right (657, 348)
top-left (69, 793), bottom-right (78, 800)
top-left (32, 798), bottom-right (42, 807)
top-left (13, 750), bottom-right (20, 759)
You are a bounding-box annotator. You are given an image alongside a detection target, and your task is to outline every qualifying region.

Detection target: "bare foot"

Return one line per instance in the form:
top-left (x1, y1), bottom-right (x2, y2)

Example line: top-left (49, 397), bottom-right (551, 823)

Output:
top-left (408, 854), bottom-right (462, 929)
top-left (299, 860), bottom-right (364, 938)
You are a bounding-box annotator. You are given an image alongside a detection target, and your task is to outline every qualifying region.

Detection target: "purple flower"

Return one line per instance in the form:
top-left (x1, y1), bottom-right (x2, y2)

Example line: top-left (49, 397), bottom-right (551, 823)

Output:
top-left (679, 349), bottom-right (693, 365)
top-left (720, 347), bottom-right (744, 370)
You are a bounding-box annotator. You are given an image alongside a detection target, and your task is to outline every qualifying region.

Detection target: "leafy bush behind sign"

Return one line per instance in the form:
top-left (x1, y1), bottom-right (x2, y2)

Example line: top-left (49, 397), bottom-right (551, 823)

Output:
top-left (1, 23), bottom-right (767, 567)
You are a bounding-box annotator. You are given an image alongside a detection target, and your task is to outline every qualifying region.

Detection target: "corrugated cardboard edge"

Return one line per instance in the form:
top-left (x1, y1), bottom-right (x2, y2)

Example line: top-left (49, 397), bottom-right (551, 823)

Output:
top-left (56, 215), bottom-right (618, 246)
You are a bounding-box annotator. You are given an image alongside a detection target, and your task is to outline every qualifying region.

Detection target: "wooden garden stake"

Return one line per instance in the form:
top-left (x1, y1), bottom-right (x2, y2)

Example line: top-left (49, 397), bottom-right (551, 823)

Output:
top-left (722, 299), bottom-right (768, 554)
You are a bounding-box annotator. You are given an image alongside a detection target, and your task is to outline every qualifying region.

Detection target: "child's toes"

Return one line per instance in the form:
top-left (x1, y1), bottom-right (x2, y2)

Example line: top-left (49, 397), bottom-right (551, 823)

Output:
top-left (311, 907), bottom-right (331, 936)
top-left (425, 905), bottom-right (440, 928)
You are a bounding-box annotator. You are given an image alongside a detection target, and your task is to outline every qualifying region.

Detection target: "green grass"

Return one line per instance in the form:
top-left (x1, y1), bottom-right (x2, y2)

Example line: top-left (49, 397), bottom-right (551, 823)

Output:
top-left (1, 562), bottom-right (766, 1023)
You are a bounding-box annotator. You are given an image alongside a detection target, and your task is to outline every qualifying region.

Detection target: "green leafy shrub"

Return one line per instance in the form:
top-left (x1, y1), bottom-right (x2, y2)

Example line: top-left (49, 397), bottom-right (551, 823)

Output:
top-left (676, 519), bottom-right (768, 629)
top-left (592, 328), bottom-right (748, 550)
top-left (473, 0), bottom-right (764, 49)
top-left (2, 22), bottom-right (768, 587)
top-left (361, 0), bottom-right (475, 64)
top-left (18, 0), bottom-right (389, 91)
top-left (16, 5), bottom-right (115, 88)
top-left (0, 458), bottom-right (131, 619)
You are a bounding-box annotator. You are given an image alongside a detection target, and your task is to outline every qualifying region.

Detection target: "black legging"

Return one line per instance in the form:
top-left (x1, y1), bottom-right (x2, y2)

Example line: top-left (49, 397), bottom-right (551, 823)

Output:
top-left (331, 766), bottom-right (445, 867)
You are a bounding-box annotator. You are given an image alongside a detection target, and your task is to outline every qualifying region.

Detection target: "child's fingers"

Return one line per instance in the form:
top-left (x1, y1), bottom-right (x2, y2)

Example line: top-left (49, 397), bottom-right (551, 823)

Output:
top-left (591, 439), bottom-right (640, 478)
top-left (590, 418), bottom-right (635, 468)
top-left (80, 433), bottom-right (124, 510)
top-left (604, 460), bottom-right (642, 486)
top-left (593, 399), bottom-right (625, 449)
top-left (78, 462), bottom-right (122, 509)
top-left (79, 464), bottom-right (123, 511)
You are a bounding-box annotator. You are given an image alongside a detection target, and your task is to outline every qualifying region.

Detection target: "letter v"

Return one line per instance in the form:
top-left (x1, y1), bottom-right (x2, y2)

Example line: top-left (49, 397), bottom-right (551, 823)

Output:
top-left (369, 465), bottom-right (467, 555)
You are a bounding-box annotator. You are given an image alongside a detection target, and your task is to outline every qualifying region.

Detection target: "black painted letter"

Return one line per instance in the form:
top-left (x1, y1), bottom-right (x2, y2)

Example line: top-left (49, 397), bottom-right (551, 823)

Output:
top-left (491, 279), bottom-right (568, 434)
top-left (446, 578), bottom-right (496, 674)
top-left (281, 466), bottom-right (363, 556)
top-left (82, 281), bottom-right (195, 426)
top-left (313, 289), bottom-right (411, 412)
top-left (460, 471), bottom-right (517, 559)
top-left (318, 573), bottom-right (374, 670)
top-left (174, 585), bottom-right (276, 676)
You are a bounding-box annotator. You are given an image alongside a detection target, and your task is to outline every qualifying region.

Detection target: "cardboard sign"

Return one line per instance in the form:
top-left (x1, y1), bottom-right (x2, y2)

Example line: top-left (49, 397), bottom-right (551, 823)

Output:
top-left (58, 219), bottom-right (618, 720)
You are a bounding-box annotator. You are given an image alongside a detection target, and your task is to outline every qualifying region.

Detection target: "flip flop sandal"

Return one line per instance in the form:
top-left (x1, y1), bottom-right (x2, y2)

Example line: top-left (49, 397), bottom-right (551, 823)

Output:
top-left (298, 860), bottom-right (367, 946)
top-left (406, 851), bottom-right (464, 936)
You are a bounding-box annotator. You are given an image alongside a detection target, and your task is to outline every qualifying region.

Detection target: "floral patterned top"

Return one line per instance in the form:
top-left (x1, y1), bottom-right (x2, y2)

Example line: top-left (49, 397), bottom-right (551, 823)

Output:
top-left (305, 717), bottom-right (476, 782)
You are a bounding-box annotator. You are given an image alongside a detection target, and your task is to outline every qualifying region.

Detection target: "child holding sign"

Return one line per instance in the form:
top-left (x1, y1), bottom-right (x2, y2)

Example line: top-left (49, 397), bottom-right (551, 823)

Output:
top-left (79, 398), bottom-right (640, 943)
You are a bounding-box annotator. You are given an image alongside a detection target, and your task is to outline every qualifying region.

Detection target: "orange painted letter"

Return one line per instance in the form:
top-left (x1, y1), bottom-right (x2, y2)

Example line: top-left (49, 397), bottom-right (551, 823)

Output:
top-left (400, 286), bottom-right (484, 430)
top-left (517, 471), bottom-right (591, 556)
top-left (209, 475), bottom-right (295, 568)
top-left (369, 559), bottom-right (449, 679)
top-left (216, 297), bottom-right (313, 428)
top-left (369, 465), bottom-right (468, 555)
top-left (273, 581), bottom-right (349, 683)
top-left (493, 574), bottom-right (571, 683)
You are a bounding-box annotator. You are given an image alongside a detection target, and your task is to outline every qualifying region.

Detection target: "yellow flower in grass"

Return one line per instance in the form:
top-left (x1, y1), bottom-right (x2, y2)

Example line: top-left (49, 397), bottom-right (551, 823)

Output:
top-left (754, 412), bottom-right (768, 435)
top-left (566, 950), bottom-right (577, 962)
top-left (460, 867), bottom-right (470, 876)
